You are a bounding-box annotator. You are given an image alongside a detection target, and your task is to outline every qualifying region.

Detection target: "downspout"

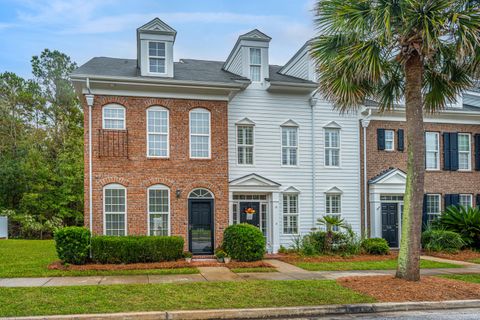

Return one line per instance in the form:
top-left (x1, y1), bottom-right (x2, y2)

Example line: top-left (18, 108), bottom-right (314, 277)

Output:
top-left (361, 108), bottom-right (371, 237)
top-left (309, 90), bottom-right (319, 229)
top-left (85, 79), bottom-right (95, 248)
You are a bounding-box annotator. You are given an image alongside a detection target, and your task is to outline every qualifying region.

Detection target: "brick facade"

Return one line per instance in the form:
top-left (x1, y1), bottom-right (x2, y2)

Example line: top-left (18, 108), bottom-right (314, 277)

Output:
top-left (83, 95), bottom-right (229, 250)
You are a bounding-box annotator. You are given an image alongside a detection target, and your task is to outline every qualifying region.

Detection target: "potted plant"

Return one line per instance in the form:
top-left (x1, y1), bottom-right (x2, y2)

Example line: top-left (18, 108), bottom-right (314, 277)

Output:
top-left (183, 251), bottom-right (193, 263)
top-left (223, 253), bottom-right (231, 264)
top-left (215, 249), bottom-right (226, 262)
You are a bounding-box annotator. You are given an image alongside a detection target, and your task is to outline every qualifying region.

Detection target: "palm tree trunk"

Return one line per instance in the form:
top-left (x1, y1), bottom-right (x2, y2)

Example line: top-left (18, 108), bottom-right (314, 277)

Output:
top-left (396, 52), bottom-right (425, 281)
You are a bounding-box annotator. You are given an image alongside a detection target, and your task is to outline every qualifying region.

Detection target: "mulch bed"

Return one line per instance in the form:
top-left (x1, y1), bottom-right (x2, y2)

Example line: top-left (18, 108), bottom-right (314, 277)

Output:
top-left (48, 260), bottom-right (274, 271)
top-left (276, 252), bottom-right (398, 263)
top-left (424, 250), bottom-right (480, 263)
top-left (338, 275), bottom-right (480, 302)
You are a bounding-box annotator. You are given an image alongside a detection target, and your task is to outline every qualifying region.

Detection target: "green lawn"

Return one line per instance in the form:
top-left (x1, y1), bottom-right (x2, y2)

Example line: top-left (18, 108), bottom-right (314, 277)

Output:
top-left (440, 274), bottom-right (480, 284)
top-left (0, 240), bottom-right (197, 277)
top-left (230, 267), bottom-right (277, 273)
top-left (295, 259), bottom-right (461, 271)
top-left (469, 258), bottom-right (480, 264)
top-left (0, 280), bottom-right (374, 317)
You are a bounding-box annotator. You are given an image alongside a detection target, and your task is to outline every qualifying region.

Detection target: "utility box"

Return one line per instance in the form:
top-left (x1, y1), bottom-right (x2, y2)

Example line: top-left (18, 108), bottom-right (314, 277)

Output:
top-left (0, 216), bottom-right (7, 239)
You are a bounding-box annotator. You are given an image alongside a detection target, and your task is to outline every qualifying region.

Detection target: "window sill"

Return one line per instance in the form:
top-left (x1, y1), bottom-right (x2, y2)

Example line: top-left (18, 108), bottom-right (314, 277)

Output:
top-left (147, 156), bottom-right (169, 160)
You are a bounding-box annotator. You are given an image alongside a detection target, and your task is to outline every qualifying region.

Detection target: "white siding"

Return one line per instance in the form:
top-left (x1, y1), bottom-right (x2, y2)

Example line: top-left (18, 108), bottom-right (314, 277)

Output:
top-left (283, 53), bottom-right (310, 80)
top-left (228, 49), bottom-right (243, 76)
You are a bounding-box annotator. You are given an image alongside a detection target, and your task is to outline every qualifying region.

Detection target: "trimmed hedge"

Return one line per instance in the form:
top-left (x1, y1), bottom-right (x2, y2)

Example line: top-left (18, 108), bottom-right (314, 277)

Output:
top-left (91, 236), bottom-right (184, 264)
top-left (223, 224), bottom-right (265, 261)
top-left (361, 238), bottom-right (390, 255)
top-left (422, 228), bottom-right (465, 253)
top-left (54, 227), bottom-right (91, 265)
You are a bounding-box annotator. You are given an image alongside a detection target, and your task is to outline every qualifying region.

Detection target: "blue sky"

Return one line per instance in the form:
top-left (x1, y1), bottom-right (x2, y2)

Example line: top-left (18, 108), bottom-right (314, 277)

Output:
top-left (0, 0), bottom-right (317, 78)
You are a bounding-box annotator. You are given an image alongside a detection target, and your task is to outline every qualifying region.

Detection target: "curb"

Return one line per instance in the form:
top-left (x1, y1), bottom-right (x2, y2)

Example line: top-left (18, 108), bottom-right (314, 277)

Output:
top-left (3, 300), bottom-right (480, 320)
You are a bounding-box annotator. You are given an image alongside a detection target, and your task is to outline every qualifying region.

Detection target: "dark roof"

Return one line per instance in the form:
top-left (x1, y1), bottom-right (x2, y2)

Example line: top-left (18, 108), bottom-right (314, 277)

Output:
top-left (71, 57), bottom-right (316, 86)
top-left (369, 167), bottom-right (406, 184)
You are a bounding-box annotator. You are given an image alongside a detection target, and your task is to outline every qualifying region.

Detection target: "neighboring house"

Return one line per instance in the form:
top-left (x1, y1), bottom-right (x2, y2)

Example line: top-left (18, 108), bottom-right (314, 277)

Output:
top-left (360, 95), bottom-right (480, 248)
top-left (70, 18), bottom-right (362, 254)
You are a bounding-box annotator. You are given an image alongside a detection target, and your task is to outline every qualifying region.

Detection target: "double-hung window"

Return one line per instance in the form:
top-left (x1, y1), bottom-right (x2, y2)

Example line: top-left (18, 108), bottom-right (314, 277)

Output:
top-left (458, 133), bottom-right (471, 170)
top-left (190, 108), bottom-right (211, 158)
top-left (459, 194), bottom-right (473, 207)
top-left (249, 48), bottom-right (261, 82)
top-left (148, 42), bottom-right (166, 74)
top-left (237, 125), bottom-right (254, 165)
top-left (148, 185), bottom-right (170, 236)
top-left (282, 127), bottom-right (298, 166)
top-left (326, 194), bottom-right (341, 231)
top-left (283, 194), bottom-right (298, 234)
top-left (104, 184), bottom-right (126, 236)
top-left (384, 130), bottom-right (395, 151)
top-left (425, 194), bottom-right (441, 222)
top-left (425, 132), bottom-right (440, 170)
top-left (147, 107), bottom-right (169, 157)
top-left (103, 104), bottom-right (125, 130)
top-left (325, 128), bottom-right (340, 167)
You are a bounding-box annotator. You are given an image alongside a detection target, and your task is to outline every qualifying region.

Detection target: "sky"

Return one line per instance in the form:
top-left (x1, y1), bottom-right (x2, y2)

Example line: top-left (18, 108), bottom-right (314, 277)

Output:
top-left (0, 0), bottom-right (317, 79)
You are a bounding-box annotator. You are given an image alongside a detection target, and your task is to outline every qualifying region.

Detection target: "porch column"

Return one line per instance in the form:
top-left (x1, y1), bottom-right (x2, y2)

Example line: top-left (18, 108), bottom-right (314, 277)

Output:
top-left (271, 191), bottom-right (281, 253)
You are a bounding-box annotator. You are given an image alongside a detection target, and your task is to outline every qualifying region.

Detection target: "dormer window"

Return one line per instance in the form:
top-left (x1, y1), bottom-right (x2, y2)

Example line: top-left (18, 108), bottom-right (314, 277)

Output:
top-left (249, 48), bottom-right (262, 82)
top-left (149, 42), bottom-right (166, 74)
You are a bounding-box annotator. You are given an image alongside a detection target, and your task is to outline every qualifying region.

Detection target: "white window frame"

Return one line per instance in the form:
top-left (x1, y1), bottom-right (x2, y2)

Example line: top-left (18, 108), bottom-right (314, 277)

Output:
top-left (425, 132), bottom-right (440, 170)
top-left (102, 104), bottom-right (126, 130)
top-left (324, 128), bottom-right (341, 167)
top-left (146, 106), bottom-right (169, 158)
top-left (189, 108), bottom-right (211, 159)
top-left (282, 193), bottom-right (299, 234)
top-left (458, 133), bottom-right (471, 171)
top-left (147, 184), bottom-right (170, 236)
top-left (459, 194), bottom-right (473, 207)
top-left (325, 193), bottom-right (342, 231)
top-left (148, 41), bottom-right (167, 75)
top-left (425, 194), bottom-right (441, 216)
top-left (384, 129), bottom-right (395, 151)
top-left (249, 48), bottom-right (262, 82)
top-left (236, 125), bottom-right (254, 165)
top-left (281, 126), bottom-right (298, 166)
top-left (103, 183), bottom-right (127, 236)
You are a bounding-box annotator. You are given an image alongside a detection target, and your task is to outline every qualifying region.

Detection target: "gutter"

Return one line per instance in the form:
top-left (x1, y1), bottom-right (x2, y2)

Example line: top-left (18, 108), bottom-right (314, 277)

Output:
top-left (309, 91), bottom-right (319, 228)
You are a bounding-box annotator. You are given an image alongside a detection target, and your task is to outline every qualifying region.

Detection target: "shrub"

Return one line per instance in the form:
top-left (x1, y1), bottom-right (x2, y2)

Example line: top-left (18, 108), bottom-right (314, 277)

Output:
top-left (422, 227), bottom-right (465, 253)
top-left (54, 227), bottom-right (91, 265)
top-left (438, 206), bottom-right (480, 248)
top-left (223, 224), bottom-right (265, 261)
top-left (91, 236), bottom-right (183, 264)
top-left (361, 238), bottom-right (390, 255)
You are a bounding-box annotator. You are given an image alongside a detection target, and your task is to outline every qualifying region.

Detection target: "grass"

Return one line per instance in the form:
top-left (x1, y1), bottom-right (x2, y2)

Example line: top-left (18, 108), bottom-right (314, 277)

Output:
top-left (0, 280), bottom-right (374, 317)
top-left (469, 258), bottom-right (480, 264)
top-left (230, 267), bottom-right (277, 273)
top-left (0, 240), bottom-right (197, 277)
top-left (440, 274), bottom-right (480, 284)
top-left (295, 259), bottom-right (461, 271)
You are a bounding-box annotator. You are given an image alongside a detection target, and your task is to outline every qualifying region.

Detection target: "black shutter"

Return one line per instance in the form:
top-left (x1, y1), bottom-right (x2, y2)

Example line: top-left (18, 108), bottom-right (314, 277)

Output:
top-left (443, 132), bottom-right (451, 170)
top-left (450, 132), bottom-right (459, 171)
top-left (475, 134), bottom-right (480, 171)
top-left (445, 194), bottom-right (452, 208)
top-left (377, 129), bottom-right (385, 150)
top-left (422, 194), bottom-right (428, 231)
top-left (397, 129), bottom-right (404, 151)
top-left (451, 194), bottom-right (460, 206)
top-left (476, 194), bottom-right (480, 209)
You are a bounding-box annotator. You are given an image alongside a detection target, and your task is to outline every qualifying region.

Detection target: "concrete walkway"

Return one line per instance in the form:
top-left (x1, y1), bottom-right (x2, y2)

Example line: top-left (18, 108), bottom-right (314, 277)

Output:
top-left (1, 257), bottom-right (480, 288)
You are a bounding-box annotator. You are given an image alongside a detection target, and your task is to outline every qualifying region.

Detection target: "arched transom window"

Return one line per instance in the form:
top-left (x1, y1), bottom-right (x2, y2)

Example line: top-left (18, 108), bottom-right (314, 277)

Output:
top-left (188, 188), bottom-right (214, 199)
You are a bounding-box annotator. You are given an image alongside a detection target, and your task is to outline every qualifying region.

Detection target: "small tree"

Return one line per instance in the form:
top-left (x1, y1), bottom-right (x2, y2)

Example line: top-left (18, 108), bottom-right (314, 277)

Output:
top-left (317, 215), bottom-right (347, 251)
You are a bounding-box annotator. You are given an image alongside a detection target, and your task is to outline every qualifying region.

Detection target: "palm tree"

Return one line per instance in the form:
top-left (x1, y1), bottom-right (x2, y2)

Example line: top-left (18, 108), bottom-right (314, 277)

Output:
top-left (317, 215), bottom-right (347, 233)
top-left (311, 0), bottom-right (480, 281)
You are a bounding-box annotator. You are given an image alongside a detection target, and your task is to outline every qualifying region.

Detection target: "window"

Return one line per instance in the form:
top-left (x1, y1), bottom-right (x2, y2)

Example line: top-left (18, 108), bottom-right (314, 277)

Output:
top-left (283, 194), bottom-right (298, 234)
top-left (326, 194), bottom-right (341, 231)
top-left (325, 128), bottom-right (340, 167)
top-left (103, 104), bottom-right (125, 130)
top-left (148, 41), bottom-right (166, 74)
top-left (459, 194), bottom-right (473, 207)
top-left (282, 127), bottom-right (298, 166)
top-left (190, 108), bottom-right (211, 158)
top-left (237, 126), bottom-right (254, 165)
top-left (189, 188), bottom-right (214, 199)
top-left (458, 133), bottom-right (471, 170)
top-left (147, 107), bottom-right (169, 157)
top-left (104, 184), bottom-right (126, 236)
top-left (384, 130), bottom-right (395, 151)
top-left (425, 194), bottom-right (441, 222)
top-left (148, 185), bottom-right (170, 236)
top-left (249, 48), bottom-right (261, 82)
top-left (425, 132), bottom-right (440, 170)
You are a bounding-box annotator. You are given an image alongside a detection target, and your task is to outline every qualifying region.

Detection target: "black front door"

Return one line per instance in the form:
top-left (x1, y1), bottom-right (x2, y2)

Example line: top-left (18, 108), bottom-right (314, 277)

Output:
top-left (239, 202), bottom-right (260, 228)
top-left (188, 199), bottom-right (214, 254)
top-left (381, 202), bottom-right (398, 247)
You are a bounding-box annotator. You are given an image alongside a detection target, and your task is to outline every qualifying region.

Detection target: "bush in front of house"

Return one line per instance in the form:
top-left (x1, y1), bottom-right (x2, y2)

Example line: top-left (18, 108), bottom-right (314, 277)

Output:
top-left (361, 238), bottom-right (390, 255)
top-left (437, 206), bottom-right (480, 249)
top-left (422, 227), bottom-right (465, 253)
top-left (54, 226), bottom-right (91, 265)
top-left (223, 224), bottom-right (265, 261)
top-left (91, 235), bottom-right (184, 264)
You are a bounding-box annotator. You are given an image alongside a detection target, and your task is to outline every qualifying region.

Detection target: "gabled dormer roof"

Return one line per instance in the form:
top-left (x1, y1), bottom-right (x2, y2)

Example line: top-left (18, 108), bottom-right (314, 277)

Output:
top-left (239, 29), bottom-right (272, 42)
top-left (137, 18), bottom-right (177, 39)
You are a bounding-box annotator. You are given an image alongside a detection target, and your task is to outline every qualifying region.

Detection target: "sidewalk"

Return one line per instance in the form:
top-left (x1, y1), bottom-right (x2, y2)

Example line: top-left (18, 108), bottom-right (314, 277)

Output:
top-left (1, 258), bottom-right (480, 288)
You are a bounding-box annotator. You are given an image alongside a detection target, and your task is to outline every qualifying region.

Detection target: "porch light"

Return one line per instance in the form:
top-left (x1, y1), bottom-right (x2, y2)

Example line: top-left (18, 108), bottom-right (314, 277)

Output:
top-left (85, 94), bottom-right (95, 107)
top-left (176, 189), bottom-right (182, 198)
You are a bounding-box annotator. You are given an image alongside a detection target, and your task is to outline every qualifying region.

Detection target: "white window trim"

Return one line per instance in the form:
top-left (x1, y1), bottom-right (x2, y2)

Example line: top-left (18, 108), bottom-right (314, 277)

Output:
top-left (189, 108), bottom-right (211, 159)
top-left (384, 129), bottom-right (395, 151)
top-left (147, 184), bottom-right (171, 236)
top-left (458, 133), bottom-right (472, 171)
top-left (325, 193), bottom-right (342, 231)
top-left (425, 132), bottom-right (440, 171)
top-left (324, 128), bottom-right (341, 168)
top-left (249, 48), bottom-right (262, 82)
top-left (146, 106), bottom-right (169, 158)
top-left (425, 194), bottom-right (441, 216)
top-left (102, 104), bottom-right (126, 130)
top-left (236, 125), bottom-right (255, 166)
top-left (148, 41), bottom-right (167, 75)
top-left (459, 194), bottom-right (473, 207)
top-left (281, 125), bottom-right (299, 167)
top-left (282, 193), bottom-right (299, 235)
top-left (103, 183), bottom-right (127, 236)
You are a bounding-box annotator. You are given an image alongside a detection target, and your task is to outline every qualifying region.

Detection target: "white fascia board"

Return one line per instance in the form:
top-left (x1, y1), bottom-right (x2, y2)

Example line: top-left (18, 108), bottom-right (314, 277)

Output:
top-left (369, 107), bottom-right (480, 124)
